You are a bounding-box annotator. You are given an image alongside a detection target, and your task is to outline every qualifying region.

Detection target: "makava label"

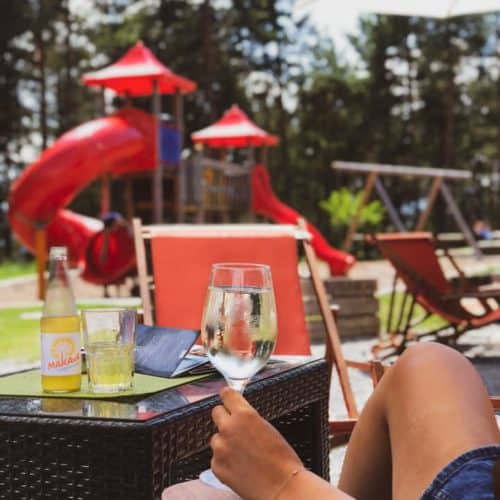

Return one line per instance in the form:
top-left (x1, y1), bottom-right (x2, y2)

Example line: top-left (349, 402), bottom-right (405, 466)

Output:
top-left (41, 332), bottom-right (81, 376)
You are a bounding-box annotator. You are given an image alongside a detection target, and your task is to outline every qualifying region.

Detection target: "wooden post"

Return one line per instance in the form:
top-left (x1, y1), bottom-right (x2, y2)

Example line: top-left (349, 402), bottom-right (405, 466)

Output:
top-left (194, 149), bottom-right (205, 223)
top-left (35, 226), bottom-right (47, 301)
top-left (152, 80), bottom-right (163, 223)
top-left (342, 171), bottom-right (378, 252)
top-left (100, 87), bottom-right (106, 115)
top-left (132, 218), bottom-right (153, 325)
top-left (370, 360), bottom-right (386, 385)
top-left (416, 177), bottom-right (442, 230)
top-left (247, 147), bottom-right (266, 222)
top-left (374, 177), bottom-right (405, 231)
top-left (247, 146), bottom-right (255, 165)
top-left (125, 176), bottom-right (134, 220)
top-left (123, 91), bottom-right (132, 107)
top-left (261, 147), bottom-right (268, 167)
top-left (440, 182), bottom-right (482, 258)
top-left (100, 172), bottom-right (111, 216)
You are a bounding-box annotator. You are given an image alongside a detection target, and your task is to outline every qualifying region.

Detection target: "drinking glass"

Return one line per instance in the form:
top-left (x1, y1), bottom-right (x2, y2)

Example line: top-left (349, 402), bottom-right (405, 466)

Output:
top-left (82, 309), bottom-right (137, 393)
top-left (199, 263), bottom-right (278, 489)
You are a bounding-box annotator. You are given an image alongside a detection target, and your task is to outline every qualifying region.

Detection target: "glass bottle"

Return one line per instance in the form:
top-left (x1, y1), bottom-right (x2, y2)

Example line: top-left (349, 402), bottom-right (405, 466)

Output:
top-left (40, 247), bottom-right (81, 392)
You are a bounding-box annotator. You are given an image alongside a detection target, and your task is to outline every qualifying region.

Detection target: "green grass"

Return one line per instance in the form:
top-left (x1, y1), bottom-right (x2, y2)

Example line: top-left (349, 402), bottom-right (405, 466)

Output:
top-left (0, 306), bottom-right (41, 365)
top-left (0, 259), bottom-right (36, 280)
top-left (377, 291), bottom-right (447, 337)
top-left (0, 303), bottom-right (140, 368)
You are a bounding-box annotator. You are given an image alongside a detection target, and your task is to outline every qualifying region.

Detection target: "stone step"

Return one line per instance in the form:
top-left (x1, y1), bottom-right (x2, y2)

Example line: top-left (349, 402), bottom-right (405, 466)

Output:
top-left (307, 315), bottom-right (380, 341)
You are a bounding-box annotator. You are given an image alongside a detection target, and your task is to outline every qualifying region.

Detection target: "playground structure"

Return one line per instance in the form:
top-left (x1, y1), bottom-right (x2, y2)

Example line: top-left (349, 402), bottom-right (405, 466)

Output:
top-left (332, 161), bottom-right (480, 257)
top-left (191, 105), bottom-right (355, 276)
top-left (8, 42), bottom-right (355, 298)
top-left (82, 41), bottom-right (196, 224)
top-left (10, 41), bottom-right (198, 298)
top-left (8, 108), bottom-right (156, 288)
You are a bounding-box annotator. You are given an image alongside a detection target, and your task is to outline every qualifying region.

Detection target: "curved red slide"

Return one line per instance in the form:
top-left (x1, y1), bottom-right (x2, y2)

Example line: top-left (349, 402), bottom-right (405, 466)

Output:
top-left (251, 164), bottom-right (355, 276)
top-left (8, 107), bottom-right (156, 284)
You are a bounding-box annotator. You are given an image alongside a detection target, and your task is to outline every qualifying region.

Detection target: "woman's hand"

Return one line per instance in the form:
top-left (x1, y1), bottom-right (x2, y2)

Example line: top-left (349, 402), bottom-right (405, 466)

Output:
top-left (210, 387), bottom-right (303, 499)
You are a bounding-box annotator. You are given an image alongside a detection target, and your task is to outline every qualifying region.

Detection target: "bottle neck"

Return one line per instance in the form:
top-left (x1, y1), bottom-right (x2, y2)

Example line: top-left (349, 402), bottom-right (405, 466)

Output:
top-left (48, 257), bottom-right (71, 285)
top-left (43, 256), bottom-right (77, 317)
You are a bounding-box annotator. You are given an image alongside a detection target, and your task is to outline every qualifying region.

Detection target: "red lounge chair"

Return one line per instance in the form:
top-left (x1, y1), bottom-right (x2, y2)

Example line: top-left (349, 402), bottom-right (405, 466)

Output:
top-left (371, 232), bottom-right (500, 356)
top-left (133, 219), bottom-right (383, 442)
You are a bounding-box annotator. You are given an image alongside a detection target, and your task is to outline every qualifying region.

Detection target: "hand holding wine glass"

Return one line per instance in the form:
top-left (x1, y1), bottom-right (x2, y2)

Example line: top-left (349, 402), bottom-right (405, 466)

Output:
top-left (200, 263), bottom-right (278, 489)
top-left (210, 387), bottom-right (304, 499)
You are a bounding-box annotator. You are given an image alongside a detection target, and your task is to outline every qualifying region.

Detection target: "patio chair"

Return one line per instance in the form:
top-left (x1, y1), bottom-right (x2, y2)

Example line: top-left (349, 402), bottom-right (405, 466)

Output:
top-left (370, 232), bottom-right (500, 357)
top-left (133, 218), bottom-right (380, 442)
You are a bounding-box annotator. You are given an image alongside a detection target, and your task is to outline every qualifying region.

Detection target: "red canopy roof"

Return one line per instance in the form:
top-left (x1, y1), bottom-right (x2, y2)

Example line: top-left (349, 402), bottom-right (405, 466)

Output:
top-left (191, 105), bottom-right (279, 148)
top-left (82, 41), bottom-right (196, 96)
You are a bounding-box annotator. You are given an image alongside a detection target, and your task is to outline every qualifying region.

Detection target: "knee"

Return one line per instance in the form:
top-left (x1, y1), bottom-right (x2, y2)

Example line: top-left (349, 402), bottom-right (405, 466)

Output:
top-left (389, 342), bottom-right (467, 383)
top-left (399, 341), bottom-right (456, 365)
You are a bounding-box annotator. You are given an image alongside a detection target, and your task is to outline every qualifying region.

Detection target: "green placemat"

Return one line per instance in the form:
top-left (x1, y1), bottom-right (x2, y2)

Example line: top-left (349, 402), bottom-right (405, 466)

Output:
top-left (0, 370), bottom-right (214, 399)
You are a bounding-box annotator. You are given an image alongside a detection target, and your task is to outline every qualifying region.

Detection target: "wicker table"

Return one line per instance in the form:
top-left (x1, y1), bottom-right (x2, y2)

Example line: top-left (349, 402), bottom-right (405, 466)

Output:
top-left (0, 357), bottom-right (329, 500)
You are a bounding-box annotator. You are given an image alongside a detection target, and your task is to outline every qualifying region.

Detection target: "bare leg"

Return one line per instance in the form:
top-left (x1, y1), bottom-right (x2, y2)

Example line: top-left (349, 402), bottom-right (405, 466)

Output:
top-left (339, 342), bottom-right (500, 500)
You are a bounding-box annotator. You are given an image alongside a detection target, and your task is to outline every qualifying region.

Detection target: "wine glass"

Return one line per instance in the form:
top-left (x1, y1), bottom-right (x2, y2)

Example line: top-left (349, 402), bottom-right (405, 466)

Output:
top-left (199, 263), bottom-right (278, 490)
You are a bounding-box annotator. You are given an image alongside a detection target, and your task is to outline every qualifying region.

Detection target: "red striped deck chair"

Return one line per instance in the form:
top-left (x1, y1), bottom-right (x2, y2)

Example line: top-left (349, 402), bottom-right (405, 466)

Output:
top-left (371, 232), bottom-right (500, 356)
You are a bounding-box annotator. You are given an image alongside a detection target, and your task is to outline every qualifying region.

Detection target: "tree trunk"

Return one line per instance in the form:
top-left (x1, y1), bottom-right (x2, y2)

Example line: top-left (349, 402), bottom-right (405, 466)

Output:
top-left (35, 1), bottom-right (48, 150)
top-left (61, 0), bottom-right (72, 133)
top-left (202, 0), bottom-right (216, 121)
top-left (442, 21), bottom-right (454, 169)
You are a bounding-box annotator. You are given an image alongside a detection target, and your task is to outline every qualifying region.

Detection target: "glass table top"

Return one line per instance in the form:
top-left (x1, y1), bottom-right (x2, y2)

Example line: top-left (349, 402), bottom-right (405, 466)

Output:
top-left (0, 356), bottom-right (321, 422)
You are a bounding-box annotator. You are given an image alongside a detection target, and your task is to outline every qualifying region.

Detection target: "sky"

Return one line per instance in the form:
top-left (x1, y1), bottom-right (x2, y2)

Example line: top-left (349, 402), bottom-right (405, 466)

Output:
top-left (293, 0), bottom-right (363, 56)
top-left (294, 0), bottom-right (500, 55)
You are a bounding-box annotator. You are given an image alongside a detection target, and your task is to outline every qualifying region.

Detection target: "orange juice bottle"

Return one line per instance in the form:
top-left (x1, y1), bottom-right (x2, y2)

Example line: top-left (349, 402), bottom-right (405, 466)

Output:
top-left (40, 247), bottom-right (81, 392)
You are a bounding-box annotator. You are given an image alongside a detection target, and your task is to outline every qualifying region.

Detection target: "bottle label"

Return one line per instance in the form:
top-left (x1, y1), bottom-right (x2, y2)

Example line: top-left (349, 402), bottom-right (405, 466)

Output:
top-left (41, 332), bottom-right (81, 376)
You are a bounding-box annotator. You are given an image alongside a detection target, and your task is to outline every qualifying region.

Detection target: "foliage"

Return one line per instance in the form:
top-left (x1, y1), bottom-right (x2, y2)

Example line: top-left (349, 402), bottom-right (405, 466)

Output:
top-left (2, 2), bottom-right (500, 259)
top-left (319, 188), bottom-right (385, 230)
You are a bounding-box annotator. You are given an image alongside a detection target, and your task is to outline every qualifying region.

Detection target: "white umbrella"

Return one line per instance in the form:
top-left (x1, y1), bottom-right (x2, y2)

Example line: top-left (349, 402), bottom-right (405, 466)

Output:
top-left (360, 0), bottom-right (500, 19)
top-left (295, 0), bottom-right (500, 20)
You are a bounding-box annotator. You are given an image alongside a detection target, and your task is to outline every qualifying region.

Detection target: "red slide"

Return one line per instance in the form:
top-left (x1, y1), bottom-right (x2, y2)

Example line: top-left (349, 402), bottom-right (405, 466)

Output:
top-left (8, 107), bottom-right (155, 284)
top-left (251, 164), bottom-right (355, 276)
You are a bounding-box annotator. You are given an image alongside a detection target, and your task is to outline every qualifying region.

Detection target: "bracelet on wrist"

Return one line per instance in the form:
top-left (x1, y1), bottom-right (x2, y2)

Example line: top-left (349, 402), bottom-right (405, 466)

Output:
top-left (272, 466), bottom-right (305, 500)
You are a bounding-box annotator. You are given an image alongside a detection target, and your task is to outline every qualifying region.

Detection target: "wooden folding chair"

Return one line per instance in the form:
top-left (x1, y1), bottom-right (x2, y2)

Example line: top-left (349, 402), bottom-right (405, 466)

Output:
top-left (370, 232), bottom-right (500, 357)
top-left (132, 218), bottom-right (383, 441)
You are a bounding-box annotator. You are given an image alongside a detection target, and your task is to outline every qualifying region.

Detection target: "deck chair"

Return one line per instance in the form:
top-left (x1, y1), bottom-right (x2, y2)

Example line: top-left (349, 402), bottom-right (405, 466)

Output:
top-left (133, 218), bottom-right (381, 441)
top-left (370, 232), bottom-right (500, 356)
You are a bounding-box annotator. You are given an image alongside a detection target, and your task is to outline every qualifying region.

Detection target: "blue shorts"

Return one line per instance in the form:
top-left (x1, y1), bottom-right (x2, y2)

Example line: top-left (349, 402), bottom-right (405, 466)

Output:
top-left (421, 444), bottom-right (500, 499)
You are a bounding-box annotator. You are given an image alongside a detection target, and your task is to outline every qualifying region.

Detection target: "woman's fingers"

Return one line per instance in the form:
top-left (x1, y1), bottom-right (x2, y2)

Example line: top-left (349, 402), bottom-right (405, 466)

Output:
top-left (220, 387), bottom-right (251, 414)
top-left (212, 404), bottom-right (230, 430)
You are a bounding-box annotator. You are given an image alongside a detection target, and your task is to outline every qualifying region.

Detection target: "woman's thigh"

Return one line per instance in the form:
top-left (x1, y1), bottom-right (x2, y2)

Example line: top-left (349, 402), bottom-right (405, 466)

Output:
top-left (384, 343), bottom-right (500, 499)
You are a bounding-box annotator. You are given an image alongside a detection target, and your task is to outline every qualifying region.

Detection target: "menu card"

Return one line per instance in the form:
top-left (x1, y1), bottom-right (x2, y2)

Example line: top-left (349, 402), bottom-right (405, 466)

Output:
top-left (135, 324), bottom-right (212, 378)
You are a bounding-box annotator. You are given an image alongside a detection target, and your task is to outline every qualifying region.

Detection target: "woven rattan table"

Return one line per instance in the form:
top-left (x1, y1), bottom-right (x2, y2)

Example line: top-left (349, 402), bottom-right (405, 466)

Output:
top-left (0, 357), bottom-right (329, 500)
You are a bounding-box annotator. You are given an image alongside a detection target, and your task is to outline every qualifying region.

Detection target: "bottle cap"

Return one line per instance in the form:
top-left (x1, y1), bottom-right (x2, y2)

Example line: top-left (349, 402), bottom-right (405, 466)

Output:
top-left (49, 246), bottom-right (68, 259)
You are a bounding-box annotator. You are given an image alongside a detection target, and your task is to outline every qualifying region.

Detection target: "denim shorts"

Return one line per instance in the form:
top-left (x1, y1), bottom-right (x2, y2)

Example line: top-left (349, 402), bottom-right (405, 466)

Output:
top-left (420, 444), bottom-right (500, 499)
